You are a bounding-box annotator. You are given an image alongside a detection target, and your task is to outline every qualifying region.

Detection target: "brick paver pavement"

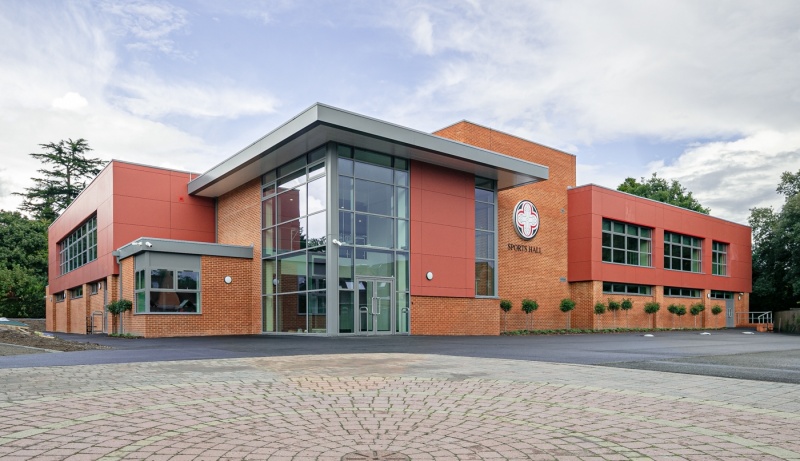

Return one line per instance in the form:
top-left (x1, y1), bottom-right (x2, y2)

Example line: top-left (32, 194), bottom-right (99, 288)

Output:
top-left (2, 353), bottom-right (799, 460)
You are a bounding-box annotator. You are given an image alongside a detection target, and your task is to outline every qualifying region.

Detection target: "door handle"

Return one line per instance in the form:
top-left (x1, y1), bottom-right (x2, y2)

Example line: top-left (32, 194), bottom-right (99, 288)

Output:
top-left (371, 294), bottom-right (379, 315)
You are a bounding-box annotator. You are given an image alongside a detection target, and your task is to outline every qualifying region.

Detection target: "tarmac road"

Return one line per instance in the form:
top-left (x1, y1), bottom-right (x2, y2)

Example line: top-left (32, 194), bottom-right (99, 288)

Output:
top-left (1, 329), bottom-right (799, 383)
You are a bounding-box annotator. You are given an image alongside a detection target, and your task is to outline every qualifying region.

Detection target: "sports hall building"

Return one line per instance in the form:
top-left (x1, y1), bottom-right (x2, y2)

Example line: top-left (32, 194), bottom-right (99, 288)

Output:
top-left (45, 104), bottom-right (752, 337)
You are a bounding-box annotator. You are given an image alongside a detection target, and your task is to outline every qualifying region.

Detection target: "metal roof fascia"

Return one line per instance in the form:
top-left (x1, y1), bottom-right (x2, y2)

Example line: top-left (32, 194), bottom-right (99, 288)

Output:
top-left (188, 103), bottom-right (549, 196)
top-left (116, 238), bottom-right (253, 260)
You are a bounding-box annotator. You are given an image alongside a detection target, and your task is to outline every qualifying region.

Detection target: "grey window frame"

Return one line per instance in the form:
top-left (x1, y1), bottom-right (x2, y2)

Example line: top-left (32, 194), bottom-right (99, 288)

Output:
top-left (664, 231), bottom-right (702, 273)
top-left (58, 215), bottom-right (98, 275)
top-left (475, 177), bottom-right (497, 297)
top-left (664, 286), bottom-right (701, 298)
top-left (601, 219), bottom-right (652, 267)
top-left (602, 282), bottom-right (653, 295)
top-left (712, 241), bottom-right (728, 276)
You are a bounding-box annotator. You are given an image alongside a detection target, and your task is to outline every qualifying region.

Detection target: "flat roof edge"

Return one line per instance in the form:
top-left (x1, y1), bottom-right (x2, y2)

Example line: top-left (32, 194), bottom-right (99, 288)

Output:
top-left (117, 238), bottom-right (254, 260)
top-left (571, 183), bottom-right (751, 228)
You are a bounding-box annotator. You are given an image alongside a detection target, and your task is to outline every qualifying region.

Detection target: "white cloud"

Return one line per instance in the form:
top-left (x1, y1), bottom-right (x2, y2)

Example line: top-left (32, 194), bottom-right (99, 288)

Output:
top-left (100, 0), bottom-right (188, 54)
top-left (111, 75), bottom-right (279, 119)
top-left (379, 0), bottom-right (800, 224)
top-left (52, 92), bottom-right (89, 111)
top-left (410, 12), bottom-right (435, 55)
top-left (652, 131), bottom-right (800, 224)
top-left (0, 1), bottom-right (278, 212)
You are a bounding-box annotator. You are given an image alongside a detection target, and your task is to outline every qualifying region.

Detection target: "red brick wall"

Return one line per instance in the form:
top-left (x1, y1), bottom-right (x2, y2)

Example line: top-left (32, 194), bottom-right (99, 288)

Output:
top-left (121, 255), bottom-right (255, 337)
top-left (216, 178), bottom-right (262, 333)
top-left (411, 296), bottom-right (498, 335)
top-left (435, 122), bottom-right (576, 332)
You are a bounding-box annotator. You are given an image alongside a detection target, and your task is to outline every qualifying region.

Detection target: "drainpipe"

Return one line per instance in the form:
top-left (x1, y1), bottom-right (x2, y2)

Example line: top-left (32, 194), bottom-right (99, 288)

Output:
top-left (113, 250), bottom-right (122, 335)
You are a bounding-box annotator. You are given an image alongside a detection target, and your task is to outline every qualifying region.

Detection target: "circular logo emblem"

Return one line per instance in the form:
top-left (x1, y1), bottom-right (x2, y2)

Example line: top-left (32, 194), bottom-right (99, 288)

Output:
top-left (513, 200), bottom-right (540, 240)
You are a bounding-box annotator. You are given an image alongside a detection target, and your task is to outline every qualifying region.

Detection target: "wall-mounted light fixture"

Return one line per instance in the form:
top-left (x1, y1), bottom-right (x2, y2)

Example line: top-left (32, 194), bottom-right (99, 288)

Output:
top-left (224, 276), bottom-right (232, 284)
top-left (331, 239), bottom-right (342, 246)
top-left (426, 272), bottom-right (434, 281)
top-left (707, 293), bottom-right (711, 298)
top-left (144, 241), bottom-right (153, 248)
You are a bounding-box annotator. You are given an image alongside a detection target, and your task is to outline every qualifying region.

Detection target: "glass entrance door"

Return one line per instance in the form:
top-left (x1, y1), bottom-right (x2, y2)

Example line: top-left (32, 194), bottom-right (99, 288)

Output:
top-left (357, 278), bottom-right (394, 334)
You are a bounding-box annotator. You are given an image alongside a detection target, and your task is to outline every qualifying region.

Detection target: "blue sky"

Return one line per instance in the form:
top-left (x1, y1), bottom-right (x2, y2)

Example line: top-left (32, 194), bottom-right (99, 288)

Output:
top-left (1, 0), bottom-right (799, 224)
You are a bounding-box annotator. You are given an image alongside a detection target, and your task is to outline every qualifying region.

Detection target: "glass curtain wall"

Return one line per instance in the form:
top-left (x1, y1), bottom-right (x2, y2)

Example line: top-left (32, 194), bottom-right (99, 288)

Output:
top-left (337, 144), bottom-right (410, 334)
top-left (262, 146), bottom-right (328, 333)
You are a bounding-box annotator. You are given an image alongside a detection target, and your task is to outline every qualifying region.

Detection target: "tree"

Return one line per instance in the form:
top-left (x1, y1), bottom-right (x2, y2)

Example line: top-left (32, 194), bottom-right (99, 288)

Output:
top-left (500, 299), bottom-right (512, 332)
top-left (750, 169), bottom-right (800, 312)
top-left (620, 298), bottom-right (633, 328)
top-left (667, 304), bottom-right (679, 329)
top-left (0, 266), bottom-right (46, 318)
top-left (607, 299), bottom-right (621, 328)
top-left (14, 138), bottom-right (105, 221)
top-left (0, 211), bottom-right (49, 317)
top-left (559, 298), bottom-right (575, 329)
top-left (521, 299), bottom-right (538, 330)
top-left (689, 303), bottom-right (705, 328)
top-left (106, 299), bottom-right (132, 334)
top-left (594, 302), bottom-right (606, 329)
top-left (617, 173), bottom-right (709, 214)
top-left (675, 305), bottom-right (687, 327)
top-left (644, 302), bottom-right (660, 328)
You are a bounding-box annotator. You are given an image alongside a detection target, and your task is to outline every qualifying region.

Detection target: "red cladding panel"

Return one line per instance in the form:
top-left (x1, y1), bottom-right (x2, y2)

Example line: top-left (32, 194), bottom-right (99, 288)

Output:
top-left (48, 161), bottom-right (215, 294)
top-left (568, 185), bottom-right (752, 293)
top-left (410, 161), bottom-right (475, 297)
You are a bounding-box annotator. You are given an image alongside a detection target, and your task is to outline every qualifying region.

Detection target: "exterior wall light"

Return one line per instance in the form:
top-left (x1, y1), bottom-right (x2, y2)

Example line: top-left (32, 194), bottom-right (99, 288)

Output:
top-left (426, 272), bottom-right (433, 281)
top-left (224, 276), bottom-right (232, 284)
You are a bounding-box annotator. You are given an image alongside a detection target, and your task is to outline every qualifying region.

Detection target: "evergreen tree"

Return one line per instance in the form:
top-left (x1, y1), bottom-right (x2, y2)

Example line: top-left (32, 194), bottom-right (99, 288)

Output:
top-left (14, 138), bottom-right (105, 221)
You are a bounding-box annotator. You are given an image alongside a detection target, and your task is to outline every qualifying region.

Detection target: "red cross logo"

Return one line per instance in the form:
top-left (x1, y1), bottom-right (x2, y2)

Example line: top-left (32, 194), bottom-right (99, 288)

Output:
top-left (514, 200), bottom-right (539, 240)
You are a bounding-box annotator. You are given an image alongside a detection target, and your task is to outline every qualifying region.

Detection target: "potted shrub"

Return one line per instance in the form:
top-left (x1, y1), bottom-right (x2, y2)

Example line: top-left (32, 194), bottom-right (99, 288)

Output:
top-left (521, 299), bottom-right (539, 331)
top-left (594, 301), bottom-right (606, 330)
top-left (620, 298), bottom-right (633, 328)
top-left (644, 302), bottom-right (660, 329)
top-left (500, 299), bottom-right (512, 332)
top-left (560, 298), bottom-right (576, 329)
top-left (607, 299), bottom-right (621, 328)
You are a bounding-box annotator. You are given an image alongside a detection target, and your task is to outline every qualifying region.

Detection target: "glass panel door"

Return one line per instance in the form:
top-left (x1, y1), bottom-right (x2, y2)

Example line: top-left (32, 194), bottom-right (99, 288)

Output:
top-left (356, 277), bottom-right (394, 335)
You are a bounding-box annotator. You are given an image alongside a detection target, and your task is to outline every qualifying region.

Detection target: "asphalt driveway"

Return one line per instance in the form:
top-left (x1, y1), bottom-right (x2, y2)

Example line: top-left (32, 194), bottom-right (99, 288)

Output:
top-left (2, 329), bottom-right (799, 383)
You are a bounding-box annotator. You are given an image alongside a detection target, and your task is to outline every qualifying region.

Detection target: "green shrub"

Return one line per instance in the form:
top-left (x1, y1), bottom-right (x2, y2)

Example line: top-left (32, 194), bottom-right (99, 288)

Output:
top-left (594, 302), bottom-right (606, 315)
top-left (711, 305), bottom-right (723, 315)
top-left (500, 299), bottom-right (512, 312)
top-left (521, 299), bottom-right (539, 314)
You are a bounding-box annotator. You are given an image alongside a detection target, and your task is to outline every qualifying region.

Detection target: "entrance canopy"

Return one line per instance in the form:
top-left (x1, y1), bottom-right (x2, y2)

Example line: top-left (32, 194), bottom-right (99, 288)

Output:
top-left (188, 103), bottom-right (549, 197)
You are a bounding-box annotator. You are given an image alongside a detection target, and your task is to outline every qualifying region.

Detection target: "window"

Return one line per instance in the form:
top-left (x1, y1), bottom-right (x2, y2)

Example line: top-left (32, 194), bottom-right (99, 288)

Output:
top-left (602, 282), bottom-right (652, 295)
top-left (54, 292), bottom-right (66, 302)
top-left (710, 290), bottom-right (733, 299)
top-left (90, 282), bottom-right (100, 295)
top-left (135, 270), bottom-right (146, 313)
top-left (70, 286), bottom-right (83, 299)
top-left (664, 287), bottom-right (701, 298)
top-left (664, 232), bottom-right (702, 272)
top-left (133, 254), bottom-right (201, 314)
top-left (601, 219), bottom-right (652, 267)
top-left (475, 177), bottom-right (496, 297)
top-left (58, 215), bottom-right (98, 275)
top-left (712, 241), bottom-right (728, 276)
top-left (148, 269), bottom-right (199, 313)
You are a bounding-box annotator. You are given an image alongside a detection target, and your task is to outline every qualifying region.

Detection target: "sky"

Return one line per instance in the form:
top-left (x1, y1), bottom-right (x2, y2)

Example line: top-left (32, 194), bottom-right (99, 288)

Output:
top-left (1, 0), bottom-right (799, 225)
